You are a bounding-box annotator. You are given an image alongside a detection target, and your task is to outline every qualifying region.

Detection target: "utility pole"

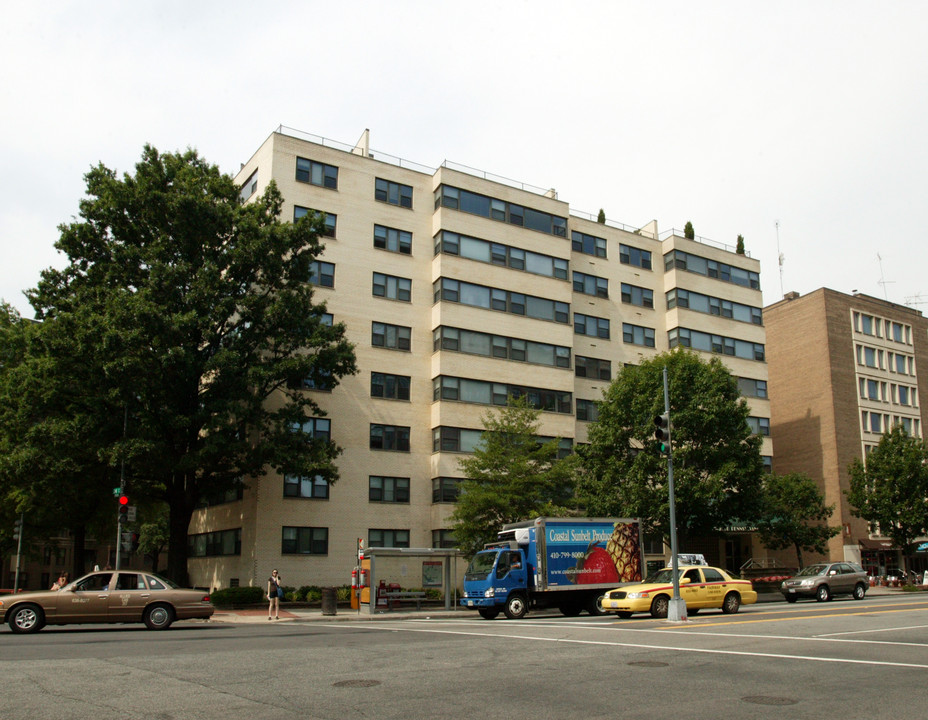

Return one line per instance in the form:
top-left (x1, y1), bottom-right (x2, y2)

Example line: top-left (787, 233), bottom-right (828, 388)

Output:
top-left (661, 366), bottom-right (687, 622)
top-left (12, 513), bottom-right (24, 592)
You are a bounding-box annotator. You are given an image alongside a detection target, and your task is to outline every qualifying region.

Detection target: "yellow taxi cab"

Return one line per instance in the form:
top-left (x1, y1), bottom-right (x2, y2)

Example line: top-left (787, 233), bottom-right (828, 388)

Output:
top-left (601, 565), bottom-right (757, 618)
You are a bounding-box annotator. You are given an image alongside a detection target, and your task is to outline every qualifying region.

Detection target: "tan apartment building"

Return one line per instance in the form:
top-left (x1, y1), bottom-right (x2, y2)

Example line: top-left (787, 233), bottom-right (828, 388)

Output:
top-left (765, 288), bottom-right (928, 576)
top-left (187, 127), bottom-right (771, 591)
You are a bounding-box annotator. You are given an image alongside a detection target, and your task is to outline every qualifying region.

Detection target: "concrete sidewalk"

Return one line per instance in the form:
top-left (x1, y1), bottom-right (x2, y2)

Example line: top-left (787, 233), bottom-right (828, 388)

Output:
top-left (210, 585), bottom-right (905, 624)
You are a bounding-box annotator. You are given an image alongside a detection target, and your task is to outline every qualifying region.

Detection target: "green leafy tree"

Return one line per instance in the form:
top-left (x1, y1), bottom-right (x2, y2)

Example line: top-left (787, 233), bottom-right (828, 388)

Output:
top-left (137, 512), bottom-right (169, 573)
top-left (736, 234), bottom-right (745, 255)
top-left (756, 472), bottom-right (841, 568)
top-left (450, 396), bottom-right (578, 557)
top-left (17, 145), bottom-right (357, 584)
top-left (597, 208), bottom-right (606, 224)
top-left (847, 426), bottom-right (928, 574)
top-left (683, 221), bottom-right (695, 239)
top-left (578, 350), bottom-right (764, 544)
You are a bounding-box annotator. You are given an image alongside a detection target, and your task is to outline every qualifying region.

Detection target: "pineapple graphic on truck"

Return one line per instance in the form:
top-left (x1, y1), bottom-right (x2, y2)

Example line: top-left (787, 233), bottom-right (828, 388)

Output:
top-left (461, 517), bottom-right (644, 619)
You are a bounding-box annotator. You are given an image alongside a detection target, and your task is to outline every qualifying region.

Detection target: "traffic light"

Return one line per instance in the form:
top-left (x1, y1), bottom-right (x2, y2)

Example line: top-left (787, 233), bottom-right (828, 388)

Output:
top-left (12, 517), bottom-right (23, 542)
top-left (654, 412), bottom-right (671, 454)
top-left (118, 494), bottom-right (129, 524)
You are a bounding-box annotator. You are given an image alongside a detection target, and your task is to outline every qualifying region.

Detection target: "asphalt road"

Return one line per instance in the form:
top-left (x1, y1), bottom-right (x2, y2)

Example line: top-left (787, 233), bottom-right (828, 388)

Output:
top-left (2, 593), bottom-right (927, 720)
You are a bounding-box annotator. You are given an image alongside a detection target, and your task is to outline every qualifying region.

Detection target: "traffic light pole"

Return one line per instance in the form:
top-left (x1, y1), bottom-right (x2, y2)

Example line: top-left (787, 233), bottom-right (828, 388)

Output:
top-left (662, 366), bottom-right (686, 622)
top-left (13, 512), bottom-right (24, 592)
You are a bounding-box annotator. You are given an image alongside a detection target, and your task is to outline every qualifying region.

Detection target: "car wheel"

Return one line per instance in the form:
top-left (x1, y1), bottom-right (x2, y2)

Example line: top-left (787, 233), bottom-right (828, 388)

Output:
top-left (478, 607), bottom-right (500, 620)
top-left (503, 594), bottom-right (527, 620)
top-left (853, 583), bottom-right (867, 600)
top-left (721, 592), bottom-right (741, 614)
top-left (785, 595), bottom-right (798, 603)
top-left (816, 585), bottom-right (830, 602)
top-left (649, 595), bottom-right (669, 619)
top-left (8, 603), bottom-right (45, 634)
top-left (144, 603), bottom-right (175, 630)
top-left (616, 611), bottom-right (633, 619)
top-left (559, 604), bottom-right (582, 617)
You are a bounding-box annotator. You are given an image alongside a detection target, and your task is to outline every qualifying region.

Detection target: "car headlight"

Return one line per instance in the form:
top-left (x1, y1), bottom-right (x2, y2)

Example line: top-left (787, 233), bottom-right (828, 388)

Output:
top-left (484, 588), bottom-right (495, 598)
top-left (626, 592), bottom-right (649, 599)
top-left (800, 579), bottom-right (815, 587)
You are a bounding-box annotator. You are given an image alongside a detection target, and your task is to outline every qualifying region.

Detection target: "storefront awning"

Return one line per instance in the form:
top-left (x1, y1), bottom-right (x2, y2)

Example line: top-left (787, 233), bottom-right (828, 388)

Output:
top-left (858, 538), bottom-right (895, 551)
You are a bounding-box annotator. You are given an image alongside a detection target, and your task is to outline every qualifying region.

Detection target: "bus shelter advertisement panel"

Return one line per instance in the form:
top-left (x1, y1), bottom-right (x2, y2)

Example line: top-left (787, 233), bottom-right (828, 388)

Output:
top-left (545, 521), bottom-right (641, 587)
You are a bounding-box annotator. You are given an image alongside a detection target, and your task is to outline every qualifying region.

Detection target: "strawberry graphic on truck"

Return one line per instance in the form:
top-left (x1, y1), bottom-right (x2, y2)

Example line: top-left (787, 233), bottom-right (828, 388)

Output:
top-left (461, 517), bottom-right (643, 619)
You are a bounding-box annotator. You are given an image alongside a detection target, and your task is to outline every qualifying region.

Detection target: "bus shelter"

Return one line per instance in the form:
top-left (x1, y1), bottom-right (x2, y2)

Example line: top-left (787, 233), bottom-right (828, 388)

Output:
top-left (359, 547), bottom-right (465, 615)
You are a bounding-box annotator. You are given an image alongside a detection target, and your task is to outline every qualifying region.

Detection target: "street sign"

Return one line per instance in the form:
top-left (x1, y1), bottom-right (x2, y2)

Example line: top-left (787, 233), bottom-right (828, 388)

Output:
top-left (113, 487), bottom-right (123, 497)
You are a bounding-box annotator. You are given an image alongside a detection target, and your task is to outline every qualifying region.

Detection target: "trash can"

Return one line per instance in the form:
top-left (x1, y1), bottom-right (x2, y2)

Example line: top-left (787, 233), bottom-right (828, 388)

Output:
top-left (321, 586), bottom-right (337, 616)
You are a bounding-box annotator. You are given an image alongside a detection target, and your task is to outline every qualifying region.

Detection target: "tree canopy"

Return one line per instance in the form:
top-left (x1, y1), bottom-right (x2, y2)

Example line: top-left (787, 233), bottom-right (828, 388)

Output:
top-left (450, 397), bottom-right (577, 557)
top-left (755, 472), bottom-right (840, 569)
top-left (847, 426), bottom-right (928, 572)
top-left (2, 146), bottom-right (357, 583)
top-left (578, 349), bottom-right (764, 543)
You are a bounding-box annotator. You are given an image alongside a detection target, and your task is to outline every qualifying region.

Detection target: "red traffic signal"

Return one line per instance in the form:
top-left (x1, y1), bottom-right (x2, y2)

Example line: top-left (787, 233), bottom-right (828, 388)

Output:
top-left (118, 495), bottom-right (129, 506)
top-left (118, 495), bottom-right (129, 523)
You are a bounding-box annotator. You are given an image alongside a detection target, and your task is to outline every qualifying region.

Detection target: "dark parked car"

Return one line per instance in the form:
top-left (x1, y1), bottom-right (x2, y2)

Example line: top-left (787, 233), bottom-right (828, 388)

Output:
top-left (0, 570), bottom-right (213, 633)
top-left (780, 562), bottom-right (868, 602)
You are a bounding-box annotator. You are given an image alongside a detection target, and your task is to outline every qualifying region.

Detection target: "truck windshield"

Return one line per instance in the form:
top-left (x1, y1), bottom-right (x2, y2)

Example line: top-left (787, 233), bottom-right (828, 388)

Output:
top-left (464, 552), bottom-right (497, 581)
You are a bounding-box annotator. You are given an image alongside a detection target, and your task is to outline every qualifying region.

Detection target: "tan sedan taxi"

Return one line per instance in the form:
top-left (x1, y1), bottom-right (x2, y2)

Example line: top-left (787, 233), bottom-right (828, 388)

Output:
top-left (0, 570), bottom-right (213, 633)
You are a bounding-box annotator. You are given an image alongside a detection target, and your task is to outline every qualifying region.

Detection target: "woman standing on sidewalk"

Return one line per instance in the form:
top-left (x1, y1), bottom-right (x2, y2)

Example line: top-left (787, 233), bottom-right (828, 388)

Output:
top-left (267, 569), bottom-right (282, 620)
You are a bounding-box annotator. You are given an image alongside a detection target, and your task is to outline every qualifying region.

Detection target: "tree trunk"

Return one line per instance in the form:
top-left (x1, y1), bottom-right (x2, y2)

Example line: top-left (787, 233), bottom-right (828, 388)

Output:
top-left (72, 525), bottom-right (87, 578)
top-left (166, 494), bottom-right (195, 587)
top-left (794, 542), bottom-right (803, 570)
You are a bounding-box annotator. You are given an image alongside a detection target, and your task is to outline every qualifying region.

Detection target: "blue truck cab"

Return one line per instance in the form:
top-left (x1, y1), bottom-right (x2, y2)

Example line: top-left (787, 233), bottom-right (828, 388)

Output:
top-left (462, 544), bottom-right (530, 619)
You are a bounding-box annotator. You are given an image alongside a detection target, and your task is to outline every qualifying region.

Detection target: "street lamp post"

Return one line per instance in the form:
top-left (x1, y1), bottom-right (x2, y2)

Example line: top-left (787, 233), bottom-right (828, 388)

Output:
top-left (662, 366), bottom-right (687, 622)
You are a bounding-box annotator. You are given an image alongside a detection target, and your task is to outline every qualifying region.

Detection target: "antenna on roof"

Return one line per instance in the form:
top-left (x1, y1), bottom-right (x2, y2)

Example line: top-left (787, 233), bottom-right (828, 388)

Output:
top-left (877, 253), bottom-right (895, 301)
top-left (775, 220), bottom-right (784, 297)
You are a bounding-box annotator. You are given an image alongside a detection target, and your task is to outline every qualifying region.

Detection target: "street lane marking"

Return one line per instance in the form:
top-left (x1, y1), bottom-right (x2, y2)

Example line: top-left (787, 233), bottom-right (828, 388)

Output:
top-left (342, 623), bottom-right (928, 669)
top-left (816, 624), bottom-right (928, 638)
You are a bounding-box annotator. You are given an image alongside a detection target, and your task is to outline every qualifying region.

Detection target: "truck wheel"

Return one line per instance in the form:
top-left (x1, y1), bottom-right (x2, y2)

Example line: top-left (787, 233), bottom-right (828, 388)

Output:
top-left (586, 594), bottom-right (607, 616)
top-left (649, 595), bottom-right (669, 618)
top-left (559, 604), bottom-right (582, 617)
top-left (504, 594), bottom-right (527, 619)
top-left (478, 607), bottom-right (500, 620)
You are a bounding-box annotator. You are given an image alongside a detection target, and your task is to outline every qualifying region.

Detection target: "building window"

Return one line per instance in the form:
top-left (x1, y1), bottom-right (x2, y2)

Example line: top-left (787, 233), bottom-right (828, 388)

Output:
top-left (368, 529), bottom-right (410, 548)
top-left (572, 231), bottom-right (607, 258)
top-left (432, 477), bottom-right (460, 503)
top-left (282, 526), bottom-right (328, 555)
top-left (664, 250), bottom-right (760, 290)
top-left (575, 355), bottom-right (611, 381)
top-left (372, 322), bottom-right (411, 351)
top-left (576, 398), bottom-right (600, 422)
top-left (574, 313), bottom-right (610, 339)
top-left (573, 271), bottom-right (609, 298)
top-left (623, 323), bottom-right (655, 347)
top-left (370, 424), bottom-right (410, 452)
top-left (373, 272), bottom-right (411, 302)
top-left (309, 261), bottom-right (334, 288)
top-left (747, 416), bottom-right (770, 436)
top-left (669, 328), bottom-right (765, 361)
top-left (435, 185), bottom-right (567, 237)
top-left (295, 157), bottom-right (338, 189)
top-left (433, 326), bottom-right (570, 369)
top-left (666, 289), bottom-right (761, 324)
top-left (240, 170), bottom-right (257, 202)
top-left (291, 417), bottom-right (331, 442)
top-left (620, 243), bottom-right (652, 270)
top-left (622, 283), bottom-right (654, 308)
top-left (369, 476), bottom-right (410, 503)
top-left (294, 206), bottom-right (336, 237)
top-left (188, 528), bottom-right (241, 557)
top-left (435, 230), bottom-right (567, 280)
top-left (371, 372), bottom-right (410, 400)
top-left (432, 426), bottom-right (483, 453)
top-left (283, 475), bottom-right (329, 499)
top-left (375, 178), bottom-right (413, 208)
top-left (737, 377), bottom-right (767, 399)
top-left (434, 278), bottom-right (569, 324)
top-left (374, 224), bottom-right (412, 255)
top-left (432, 530), bottom-right (457, 548)
top-left (434, 376), bottom-right (572, 414)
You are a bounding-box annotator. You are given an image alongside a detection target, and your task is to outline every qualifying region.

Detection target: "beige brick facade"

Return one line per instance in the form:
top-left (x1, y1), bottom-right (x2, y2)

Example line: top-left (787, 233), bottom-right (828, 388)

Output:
top-left (765, 288), bottom-right (927, 575)
top-left (187, 128), bottom-right (771, 591)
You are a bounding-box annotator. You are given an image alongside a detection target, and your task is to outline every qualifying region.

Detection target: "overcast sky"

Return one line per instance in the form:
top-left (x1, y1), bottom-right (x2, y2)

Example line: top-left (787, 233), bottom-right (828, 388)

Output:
top-left (2, 1), bottom-right (926, 318)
